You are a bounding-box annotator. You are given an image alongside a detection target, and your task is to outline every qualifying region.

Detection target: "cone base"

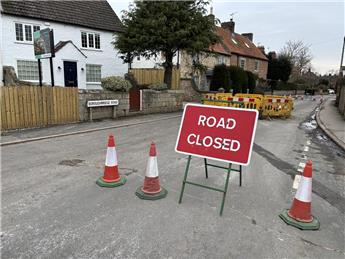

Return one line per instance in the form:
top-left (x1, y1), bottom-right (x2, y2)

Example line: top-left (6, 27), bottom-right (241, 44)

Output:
top-left (135, 186), bottom-right (167, 200)
top-left (96, 175), bottom-right (126, 188)
top-left (279, 209), bottom-right (320, 230)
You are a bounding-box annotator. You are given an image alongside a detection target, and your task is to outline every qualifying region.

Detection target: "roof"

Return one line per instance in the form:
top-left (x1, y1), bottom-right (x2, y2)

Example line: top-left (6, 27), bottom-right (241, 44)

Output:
top-left (211, 27), bottom-right (268, 61)
top-left (1, 0), bottom-right (123, 33)
top-left (54, 41), bottom-right (87, 58)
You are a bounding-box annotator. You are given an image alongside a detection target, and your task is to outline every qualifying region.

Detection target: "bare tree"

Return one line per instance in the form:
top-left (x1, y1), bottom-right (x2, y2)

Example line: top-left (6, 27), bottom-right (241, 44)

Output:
top-left (280, 40), bottom-right (313, 75)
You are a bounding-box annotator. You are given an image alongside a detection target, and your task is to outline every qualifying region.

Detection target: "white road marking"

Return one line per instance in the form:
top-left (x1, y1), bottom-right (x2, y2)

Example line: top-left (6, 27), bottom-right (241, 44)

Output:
top-left (307, 140), bottom-right (311, 145)
top-left (297, 167), bottom-right (304, 173)
top-left (299, 162), bottom-right (306, 168)
top-left (304, 146), bottom-right (309, 152)
top-left (293, 175), bottom-right (302, 189)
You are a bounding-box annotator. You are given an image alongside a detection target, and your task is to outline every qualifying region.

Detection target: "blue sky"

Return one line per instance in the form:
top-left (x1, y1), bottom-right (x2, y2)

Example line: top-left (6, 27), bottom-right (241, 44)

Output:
top-left (109, 0), bottom-right (344, 75)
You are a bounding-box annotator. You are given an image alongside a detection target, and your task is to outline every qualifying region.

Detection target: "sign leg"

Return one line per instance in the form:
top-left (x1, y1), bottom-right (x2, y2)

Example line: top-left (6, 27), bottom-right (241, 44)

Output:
top-left (220, 163), bottom-right (232, 216)
top-left (178, 155), bottom-right (192, 204)
top-left (239, 165), bottom-right (242, 187)
top-left (204, 158), bottom-right (208, 179)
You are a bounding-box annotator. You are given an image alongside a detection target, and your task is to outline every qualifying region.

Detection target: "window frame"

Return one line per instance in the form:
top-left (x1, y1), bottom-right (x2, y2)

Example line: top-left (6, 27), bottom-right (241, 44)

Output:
top-left (16, 59), bottom-right (39, 81)
top-left (86, 64), bottom-right (102, 83)
top-left (15, 22), bottom-right (40, 43)
top-left (81, 31), bottom-right (101, 50)
top-left (254, 60), bottom-right (260, 71)
top-left (239, 57), bottom-right (246, 70)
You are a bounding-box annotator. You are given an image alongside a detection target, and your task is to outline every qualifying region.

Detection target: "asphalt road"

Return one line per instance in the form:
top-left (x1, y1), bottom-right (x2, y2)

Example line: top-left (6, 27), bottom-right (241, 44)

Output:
top-left (1, 96), bottom-right (344, 258)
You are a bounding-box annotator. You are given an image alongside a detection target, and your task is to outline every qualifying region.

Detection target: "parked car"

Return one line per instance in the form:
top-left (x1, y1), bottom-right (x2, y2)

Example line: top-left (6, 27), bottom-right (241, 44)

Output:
top-left (328, 89), bottom-right (335, 94)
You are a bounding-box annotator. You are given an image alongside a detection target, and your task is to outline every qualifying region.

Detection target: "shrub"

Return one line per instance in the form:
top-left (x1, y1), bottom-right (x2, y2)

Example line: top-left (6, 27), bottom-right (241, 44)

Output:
top-left (246, 71), bottom-right (257, 93)
top-left (210, 64), bottom-right (231, 92)
top-left (149, 82), bottom-right (168, 91)
top-left (101, 76), bottom-right (132, 92)
top-left (228, 66), bottom-right (248, 94)
top-left (124, 73), bottom-right (139, 88)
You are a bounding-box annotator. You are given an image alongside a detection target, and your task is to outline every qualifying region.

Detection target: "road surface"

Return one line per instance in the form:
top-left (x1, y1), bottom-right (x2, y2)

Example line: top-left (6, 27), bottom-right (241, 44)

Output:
top-left (1, 96), bottom-right (344, 258)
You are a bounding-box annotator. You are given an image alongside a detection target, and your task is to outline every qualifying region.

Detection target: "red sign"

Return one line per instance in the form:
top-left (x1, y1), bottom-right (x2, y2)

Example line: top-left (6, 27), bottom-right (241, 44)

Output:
top-left (175, 103), bottom-right (258, 165)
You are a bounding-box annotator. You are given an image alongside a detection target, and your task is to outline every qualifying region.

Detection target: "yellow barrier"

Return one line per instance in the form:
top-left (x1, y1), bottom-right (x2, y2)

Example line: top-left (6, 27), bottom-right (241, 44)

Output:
top-left (262, 96), bottom-right (293, 118)
top-left (202, 92), bottom-right (294, 118)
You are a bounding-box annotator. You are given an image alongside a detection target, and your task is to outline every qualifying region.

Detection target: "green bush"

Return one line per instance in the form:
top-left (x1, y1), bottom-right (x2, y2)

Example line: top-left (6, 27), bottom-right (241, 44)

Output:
top-left (124, 73), bottom-right (139, 88)
top-left (210, 64), bottom-right (231, 92)
top-left (149, 82), bottom-right (168, 91)
top-left (228, 66), bottom-right (248, 94)
top-left (245, 71), bottom-right (257, 93)
top-left (101, 76), bottom-right (132, 92)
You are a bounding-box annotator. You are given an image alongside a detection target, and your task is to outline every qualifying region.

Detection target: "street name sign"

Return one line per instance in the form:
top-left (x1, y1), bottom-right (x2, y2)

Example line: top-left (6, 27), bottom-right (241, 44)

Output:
top-left (87, 100), bottom-right (119, 108)
top-left (175, 103), bottom-right (258, 165)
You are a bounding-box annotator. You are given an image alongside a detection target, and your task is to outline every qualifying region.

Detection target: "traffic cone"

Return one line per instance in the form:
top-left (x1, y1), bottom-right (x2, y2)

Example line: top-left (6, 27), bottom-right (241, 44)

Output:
top-left (96, 135), bottom-right (126, 187)
top-left (279, 160), bottom-right (320, 230)
top-left (135, 142), bottom-right (167, 200)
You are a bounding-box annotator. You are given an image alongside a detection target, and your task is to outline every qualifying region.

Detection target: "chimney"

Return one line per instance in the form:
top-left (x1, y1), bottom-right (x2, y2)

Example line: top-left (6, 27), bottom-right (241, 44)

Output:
top-left (208, 7), bottom-right (215, 25)
top-left (268, 51), bottom-right (277, 59)
top-left (242, 33), bottom-right (253, 42)
top-left (258, 46), bottom-right (265, 55)
top-left (221, 18), bottom-right (235, 33)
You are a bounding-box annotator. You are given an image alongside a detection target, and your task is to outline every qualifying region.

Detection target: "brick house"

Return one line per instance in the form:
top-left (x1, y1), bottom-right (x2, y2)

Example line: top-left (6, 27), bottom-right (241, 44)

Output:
top-left (178, 18), bottom-right (268, 90)
top-left (1, 0), bottom-right (126, 88)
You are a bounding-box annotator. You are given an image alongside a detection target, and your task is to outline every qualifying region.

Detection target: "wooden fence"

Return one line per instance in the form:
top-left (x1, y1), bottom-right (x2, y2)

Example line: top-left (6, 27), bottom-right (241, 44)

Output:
top-left (129, 68), bottom-right (181, 90)
top-left (1, 86), bottom-right (79, 130)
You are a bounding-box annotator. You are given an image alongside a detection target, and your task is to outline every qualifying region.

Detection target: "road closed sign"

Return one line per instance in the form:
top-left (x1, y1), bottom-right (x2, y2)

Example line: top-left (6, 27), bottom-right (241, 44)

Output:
top-left (175, 103), bottom-right (258, 165)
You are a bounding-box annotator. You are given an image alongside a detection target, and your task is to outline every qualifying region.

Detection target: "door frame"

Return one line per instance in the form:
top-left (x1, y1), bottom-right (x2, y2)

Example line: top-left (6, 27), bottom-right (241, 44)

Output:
top-left (63, 60), bottom-right (78, 87)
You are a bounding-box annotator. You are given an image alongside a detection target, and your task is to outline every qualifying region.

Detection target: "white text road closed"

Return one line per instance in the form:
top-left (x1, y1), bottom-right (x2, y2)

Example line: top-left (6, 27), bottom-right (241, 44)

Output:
top-left (175, 103), bottom-right (258, 165)
top-left (87, 100), bottom-right (119, 107)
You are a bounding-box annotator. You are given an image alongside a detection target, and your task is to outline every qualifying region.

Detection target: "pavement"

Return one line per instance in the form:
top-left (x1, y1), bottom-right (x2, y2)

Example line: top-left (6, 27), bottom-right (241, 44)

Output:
top-left (1, 96), bottom-right (344, 258)
top-left (316, 97), bottom-right (345, 151)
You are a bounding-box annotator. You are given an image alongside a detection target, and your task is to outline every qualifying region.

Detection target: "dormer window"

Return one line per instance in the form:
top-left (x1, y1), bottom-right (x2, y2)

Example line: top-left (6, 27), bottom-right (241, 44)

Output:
top-left (81, 32), bottom-right (101, 50)
top-left (15, 22), bottom-right (40, 43)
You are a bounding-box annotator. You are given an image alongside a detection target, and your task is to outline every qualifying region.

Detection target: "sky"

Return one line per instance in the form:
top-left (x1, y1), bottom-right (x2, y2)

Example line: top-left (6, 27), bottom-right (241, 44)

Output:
top-left (109, 0), bottom-right (344, 75)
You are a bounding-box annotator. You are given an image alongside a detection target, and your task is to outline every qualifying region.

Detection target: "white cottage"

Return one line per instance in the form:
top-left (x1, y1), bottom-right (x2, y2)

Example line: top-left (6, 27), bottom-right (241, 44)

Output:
top-left (0, 0), bottom-right (127, 89)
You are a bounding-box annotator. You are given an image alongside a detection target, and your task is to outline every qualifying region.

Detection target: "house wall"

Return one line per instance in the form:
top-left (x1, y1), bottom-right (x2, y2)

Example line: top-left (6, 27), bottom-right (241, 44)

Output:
top-left (1, 14), bottom-right (127, 89)
top-left (131, 52), bottom-right (178, 69)
top-left (230, 54), bottom-right (268, 79)
top-left (179, 51), bottom-right (230, 79)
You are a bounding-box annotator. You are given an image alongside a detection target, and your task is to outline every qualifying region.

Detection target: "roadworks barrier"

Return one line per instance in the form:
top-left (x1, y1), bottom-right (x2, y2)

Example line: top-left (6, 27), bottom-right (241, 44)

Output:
top-left (202, 92), bottom-right (294, 119)
top-left (279, 160), bottom-right (320, 230)
top-left (135, 142), bottom-right (167, 200)
top-left (96, 135), bottom-right (126, 187)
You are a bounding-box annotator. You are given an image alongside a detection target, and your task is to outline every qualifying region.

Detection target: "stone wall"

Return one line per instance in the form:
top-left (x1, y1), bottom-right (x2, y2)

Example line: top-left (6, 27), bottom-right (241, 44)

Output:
top-left (141, 89), bottom-right (185, 114)
top-left (79, 88), bottom-right (189, 121)
top-left (78, 90), bottom-right (129, 121)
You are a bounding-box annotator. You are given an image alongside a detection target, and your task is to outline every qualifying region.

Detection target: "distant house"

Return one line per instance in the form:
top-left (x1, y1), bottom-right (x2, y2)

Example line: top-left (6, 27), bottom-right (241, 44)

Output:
top-left (0, 0), bottom-right (126, 89)
top-left (179, 18), bottom-right (268, 90)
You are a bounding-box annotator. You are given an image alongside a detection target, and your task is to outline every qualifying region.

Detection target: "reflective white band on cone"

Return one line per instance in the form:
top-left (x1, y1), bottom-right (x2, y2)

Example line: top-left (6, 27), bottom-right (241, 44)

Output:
top-left (295, 176), bottom-right (312, 202)
top-left (105, 147), bottom-right (118, 167)
top-left (146, 156), bottom-right (159, 178)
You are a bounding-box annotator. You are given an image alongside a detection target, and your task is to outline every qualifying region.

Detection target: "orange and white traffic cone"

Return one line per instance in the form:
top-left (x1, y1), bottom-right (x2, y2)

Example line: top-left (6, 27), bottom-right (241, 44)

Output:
top-left (96, 135), bottom-right (126, 187)
top-left (279, 160), bottom-right (320, 230)
top-left (135, 142), bottom-right (167, 200)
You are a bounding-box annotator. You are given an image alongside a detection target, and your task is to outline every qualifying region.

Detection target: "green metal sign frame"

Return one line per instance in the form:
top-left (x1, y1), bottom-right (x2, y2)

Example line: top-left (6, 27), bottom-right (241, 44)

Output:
top-left (178, 155), bottom-right (242, 216)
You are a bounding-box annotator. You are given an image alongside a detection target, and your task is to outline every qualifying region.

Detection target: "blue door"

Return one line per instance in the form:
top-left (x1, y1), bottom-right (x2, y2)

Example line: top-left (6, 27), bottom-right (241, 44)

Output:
top-left (64, 61), bottom-right (78, 87)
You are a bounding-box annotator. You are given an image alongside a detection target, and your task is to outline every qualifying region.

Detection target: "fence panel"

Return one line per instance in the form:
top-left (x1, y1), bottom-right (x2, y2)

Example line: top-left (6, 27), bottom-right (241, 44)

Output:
top-left (0, 86), bottom-right (79, 130)
top-left (129, 68), bottom-right (180, 89)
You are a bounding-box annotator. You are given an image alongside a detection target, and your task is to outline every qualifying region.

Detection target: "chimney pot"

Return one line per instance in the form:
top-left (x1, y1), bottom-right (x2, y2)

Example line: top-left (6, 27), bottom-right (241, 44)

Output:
top-left (242, 33), bottom-right (253, 42)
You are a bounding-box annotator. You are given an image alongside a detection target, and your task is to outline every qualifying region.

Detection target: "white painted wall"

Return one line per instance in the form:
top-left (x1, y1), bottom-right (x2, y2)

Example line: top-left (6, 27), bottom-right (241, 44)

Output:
top-left (1, 14), bottom-right (127, 89)
top-left (0, 12), bottom-right (3, 86)
top-left (131, 52), bottom-right (179, 69)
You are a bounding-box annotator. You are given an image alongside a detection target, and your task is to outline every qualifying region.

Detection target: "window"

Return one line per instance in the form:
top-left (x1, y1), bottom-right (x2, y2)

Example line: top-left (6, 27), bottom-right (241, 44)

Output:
top-left (81, 32), bottom-right (87, 48)
top-left (218, 56), bottom-right (226, 64)
top-left (231, 38), bottom-right (238, 45)
top-left (239, 58), bottom-right (246, 69)
top-left (17, 60), bottom-right (39, 81)
top-left (81, 32), bottom-right (101, 49)
top-left (15, 23), bottom-right (40, 42)
top-left (244, 42), bottom-right (250, 48)
top-left (255, 60), bottom-right (260, 71)
top-left (86, 64), bottom-right (101, 82)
